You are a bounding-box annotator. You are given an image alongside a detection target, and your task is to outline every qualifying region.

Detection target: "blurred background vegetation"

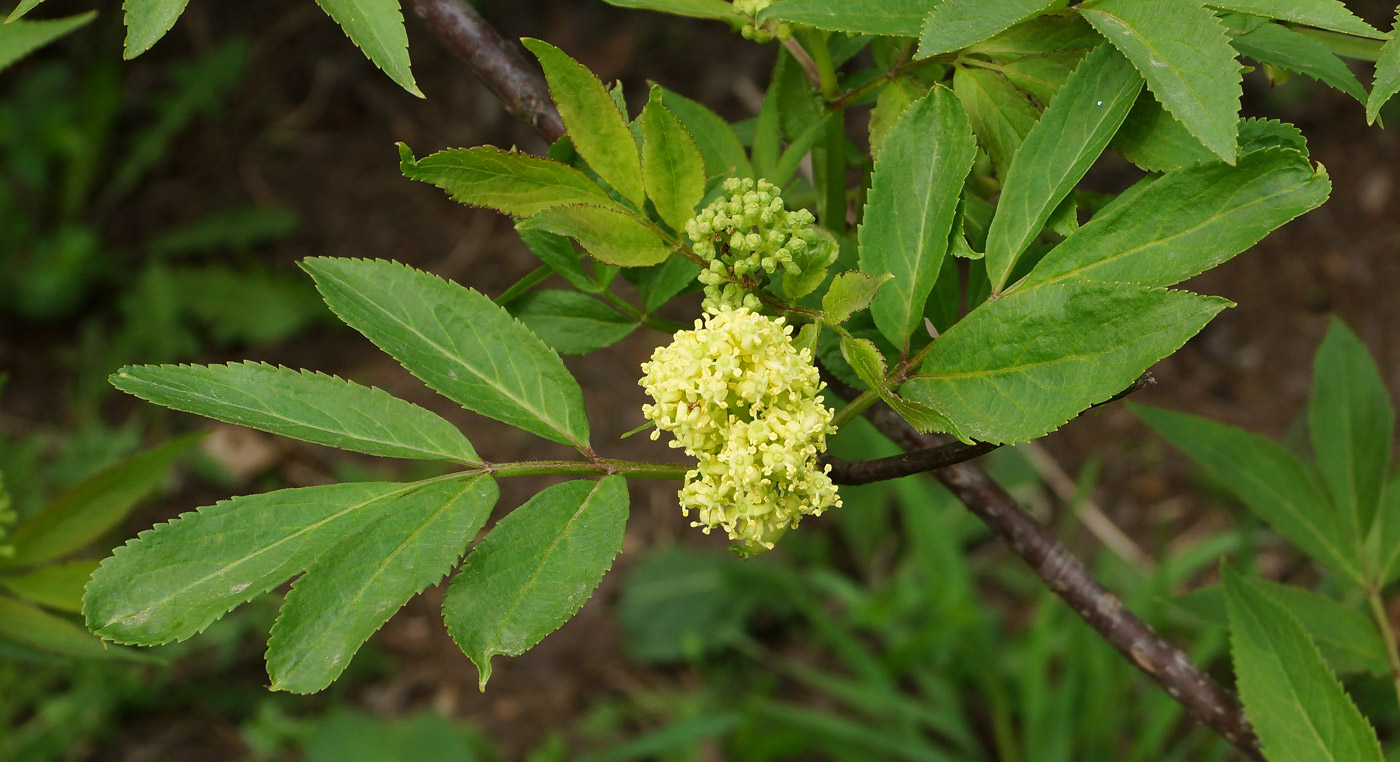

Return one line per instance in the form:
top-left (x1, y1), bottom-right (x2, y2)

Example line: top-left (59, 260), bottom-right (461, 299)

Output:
top-left (1, 0), bottom-right (1397, 759)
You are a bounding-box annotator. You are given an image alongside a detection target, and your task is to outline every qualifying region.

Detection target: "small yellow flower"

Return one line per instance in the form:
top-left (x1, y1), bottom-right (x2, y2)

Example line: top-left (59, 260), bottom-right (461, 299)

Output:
top-left (640, 305), bottom-right (840, 555)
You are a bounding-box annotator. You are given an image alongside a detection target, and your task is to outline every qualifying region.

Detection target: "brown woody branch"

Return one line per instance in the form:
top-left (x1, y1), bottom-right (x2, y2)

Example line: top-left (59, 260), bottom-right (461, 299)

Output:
top-left (405, 4), bottom-right (1263, 758)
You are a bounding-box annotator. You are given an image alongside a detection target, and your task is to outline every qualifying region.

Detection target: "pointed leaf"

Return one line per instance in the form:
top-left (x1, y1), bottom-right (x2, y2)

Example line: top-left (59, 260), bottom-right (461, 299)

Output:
top-left (1023, 148), bottom-right (1330, 289)
top-left (658, 87), bottom-right (753, 179)
top-left (398, 144), bottom-right (617, 218)
top-left (869, 77), bottom-right (928, 160)
top-left (5, 0), bottom-right (47, 22)
top-left (1309, 319), bottom-right (1394, 538)
top-left (0, 595), bottom-right (146, 660)
top-left (313, 0), bottom-right (420, 96)
top-left (1232, 22), bottom-right (1366, 104)
top-left (639, 87), bottom-right (707, 232)
top-left (1, 560), bottom-right (99, 613)
top-left (1111, 92), bottom-right (1218, 171)
top-left (951, 65), bottom-right (1041, 174)
top-left (903, 283), bottom-right (1228, 444)
top-left (841, 336), bottom-right (964, 437)
top-left (759, 0), bottom-right (939, 37)
top-left (444, 478), bottom-right (628, 689)
top-left (519, 229), bottom-right (599, 293)
top-left (301, 257), bottom-right (590, 447)
top-left (122, 0), bottom-right (188, 57)
top-left (1080, 0), bottom-right (1242, 163)
top-left (523, 39), bottom-right (646, 207)
top-left (267, 476), bottom-right (497, 693)
top-left (520, 203), bottom-right (675, 267)
top-left (917, 0), bottom-right (1063, 57)
top-left (85, 480), bottom-right (442, 644)
top-left (1223, 565), bottom-right (1384, 762)
top-left (1207, 0), bottom-right (1386, 39)
top-left (3, 435), bottom-right (199, 568)
top-left (1368, 9), bottom-right (1400, 125)
top-left (510, 290), bottom-right (638, 354)
top-left (822, 272), bottom-right (891, 325)
top-left (984, 44), bottom-right (1143, 291)
top-left (0, 12), bottom-right (94, 72)
top-left (112, 362), bottom-right (479, 463)
top-left (1135, 404), bottom-right (1364, 584)
top-left (859, 85), bottom-right (977, 351)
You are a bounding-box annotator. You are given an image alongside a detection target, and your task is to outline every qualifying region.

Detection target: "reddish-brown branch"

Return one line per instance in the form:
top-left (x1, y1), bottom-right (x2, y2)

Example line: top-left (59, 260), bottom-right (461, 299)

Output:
top-left (408, 0), bottom-right (565, 142)
top-left (405, 5), bottom-right (1263, 758)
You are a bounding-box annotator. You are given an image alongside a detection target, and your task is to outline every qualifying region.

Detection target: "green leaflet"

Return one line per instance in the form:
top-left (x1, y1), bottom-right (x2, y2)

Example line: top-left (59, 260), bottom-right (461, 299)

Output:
top-left (0, 595), bottom-right (146, 660)
top-left (822, 272), bottom-right (891, 325)
top-left (983, 44), bottom-right (1142, 292)
top-left (444, 477), bottom-right (628, 689)
top-left (601, 0), bottom-right (741, 20)
top-left (301, 257), bottom-right (590, 448)
top-left (903, 282), bottom-right (1228, 445)
top-left (917, 0), bottom-right (1062, 57)
top-left (868, 77), bottom-right (928, 160)
top-left (859, 85), bottom-right (977, 352)
top-left (1021, 148), bottom-right (1330, 290)
top-left (1223, 566), bottom-right (1383, 762)
top-left (1371, 474), bottom-right (1400, 587)
top-left (510, 290), bottom-right (637, 355)
top-left (1309, 319), bottom-right (1394, 538)
top-left (1080, 0), bottom-right (1242, 163)
top-left (0, 11), bottom-right (94, 72)
top-left (951, 65), bottom-right (1040, 175)
top-left (519, 203), bottom-right (675, 267)
top-left (1232, 22), bottom-right (1366, 104)
top-left (759, 0), bottom-right (939, 37)
top-left (1206, 0), bottom-right (1386, 39)
top-left (639, 87), bottom-right (707, 233)
top-left (267, 476), bottom-right (498, 693)
top-left (520, 229), bottom-right (600, 294)
top-left (121, 0), bottom-right (188, 58)
top-left (1176, 579), bottom-right (1388, 676)
top-left (841, 336), bottom-right (964, 437)
top-left (658, 87), bottom-right (753, 179)
top-left (112, 362), bottom-right (480, 464)
top-left (5, 0), bottom-right (46, 22)
top-left (636, 255), bottom-right (702, 313)
top-left (1134, 404), bottom-right (1365, 585)
top-left (1111, 92), bottom-right (1217, 171)
top-left (2, 435), bottom-right (200, 569)
top-left (1368, 8), bottom-right (1400, 125)
top-left (1, 560), bottom-right (98, 613)
top-left (398, 144), bottom-right (617, 218)
top-left (523, 39), bottom-right (646, 208)
top-left (313, 0), bottom-right (420, 97)
top-left (85, 480), bottom-right (448, 645)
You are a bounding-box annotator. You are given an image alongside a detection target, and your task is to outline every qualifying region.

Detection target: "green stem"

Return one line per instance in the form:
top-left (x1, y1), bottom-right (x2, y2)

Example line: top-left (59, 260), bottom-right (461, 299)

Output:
top-left (477, 458), bottom-right (688, 480)
top-left (1367, 585), bottom-right (1400, 712)
top-left (830, 388), bottom-right (880, 431)
top-left (807, 31), bottom-right (841, 100)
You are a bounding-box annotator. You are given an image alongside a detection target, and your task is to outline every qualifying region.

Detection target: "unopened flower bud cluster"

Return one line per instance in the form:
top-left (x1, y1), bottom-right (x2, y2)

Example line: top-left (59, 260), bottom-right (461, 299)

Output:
top-left (685, 178), bottom-right (834, 311)
top-left (639, 305), bottom-right (840, 555)
top-left (732, 0), bottom-right (791, 41)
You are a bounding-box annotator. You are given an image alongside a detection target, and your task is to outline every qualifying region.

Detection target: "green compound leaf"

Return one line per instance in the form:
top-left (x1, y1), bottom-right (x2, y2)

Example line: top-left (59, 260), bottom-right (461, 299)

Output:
top-left (1022, 148), bottom-right (1329, 290)
top-left (313, 0), bottom-right (420, 97)
top-left (86, 480), bottom-right (445, 645)
top-left (1080, 0), bottom-right (1242, 164)
top-left (398, 144), bottom-right (617, 218)
top-left (822, 272), bottom-right (891, 325)
top-left (841, 336), bottom-right (964, 437)
top-left (112, 362), bottom-right (479, 464)
top-left (639, 87), bottom-right (707, 233)
top-left (2, 561), bottom-right (98, 614)
top-left (903, 282), bottom-right (1227, 445)
top-left (859, 85), bottom-right (977, 352)
top-left (601, 0), bottom-right (742, 21)
top-left (444, 477), bottom-right (628, 689)
top-left (1232, 22), bottom-right (1366, 104)
top-left (519, 203), bottom-right (675, 267)
top-left (917, 0), bottom-right (1062, 57)
top-left (523, 39), bottom-right (646, 208)
top-left (1134, 404), bottom-right (1365, 585)
top-left (951, 65), bottom-right (1041, 175)
top-left (984, 44), bottom-right (1143, 292)
top-left (1309, 319), bottom-right (1394, 539)
top-left (3, 435), bottom-right (200, 569)
top-left (510, 290), bottom-right (637, 355)
top-left (0, 11), bottom-right (94, 73)
top-left (658, 87), bottom-right (754, 179)
top-left (759, 0), bottom-right (939, 37)
top-left (121, 0), bottom-right (188, 58)
top-left (1206, 0), bottom-right (1386, 39)
top-left (1368, 9), bottom-right (1400, 125)
top-left (267, 476), bottom-right (497, 693)
top-left (0, 595), bottom-right (148, 660)
top-left (1223, 565), bottom-right (1384, 762)
top-left (302, 257), bottom-right (590, 448)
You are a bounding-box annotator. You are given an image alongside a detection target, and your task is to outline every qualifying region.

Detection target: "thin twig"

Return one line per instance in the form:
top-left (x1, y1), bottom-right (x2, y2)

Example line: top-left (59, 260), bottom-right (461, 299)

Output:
top-left (404, 6), bottom-right (1263, 758)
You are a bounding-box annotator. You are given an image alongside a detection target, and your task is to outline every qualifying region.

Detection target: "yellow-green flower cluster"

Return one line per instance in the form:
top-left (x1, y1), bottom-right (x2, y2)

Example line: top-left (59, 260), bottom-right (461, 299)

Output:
top-left (732, 0), bottom-right (790, 41)
top-left (685, 178), bottom-right (836, 311)
top-left (639, 305), bottom-right (840, 555)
